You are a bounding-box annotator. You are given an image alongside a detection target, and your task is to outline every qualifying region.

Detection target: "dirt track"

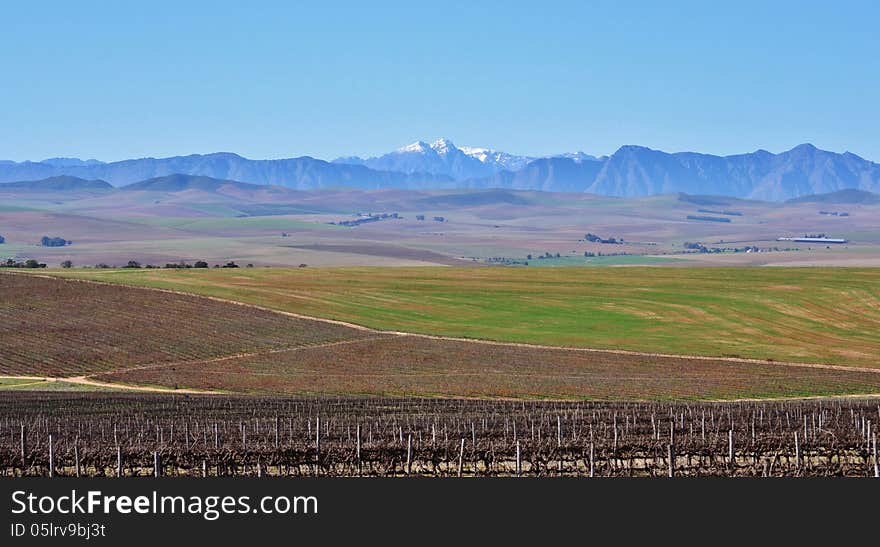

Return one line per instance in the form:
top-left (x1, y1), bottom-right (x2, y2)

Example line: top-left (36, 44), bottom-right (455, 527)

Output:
top-left (0, 375), bottom-right (223, 394)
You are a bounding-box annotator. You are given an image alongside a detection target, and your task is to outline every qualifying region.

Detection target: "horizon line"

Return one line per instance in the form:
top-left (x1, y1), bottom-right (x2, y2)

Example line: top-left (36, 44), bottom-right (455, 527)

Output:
top-left (3, 141), bottom-right (874, 166)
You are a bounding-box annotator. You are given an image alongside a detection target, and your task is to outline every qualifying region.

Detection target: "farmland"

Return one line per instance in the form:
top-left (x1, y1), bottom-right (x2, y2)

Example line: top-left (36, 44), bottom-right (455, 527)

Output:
top-left (54, 266), bottom-right (880, 368)
top-left (0, 392), bottom-right (877, 477)
top-left (1, 269), bottom-right (879, 479)
top-left (94, 336), bottom-right (880, 400)
top-left (1, 271), bottom-right (880, 400)
top-left (4, 185), bottom-right (880, 268)
top-left (0, 272), bottom-right (369, 377)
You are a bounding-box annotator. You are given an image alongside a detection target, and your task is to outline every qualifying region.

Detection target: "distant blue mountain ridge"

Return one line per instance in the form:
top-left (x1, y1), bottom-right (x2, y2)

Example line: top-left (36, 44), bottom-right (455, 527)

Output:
top-left (1, 142), bottom-right (878, 201)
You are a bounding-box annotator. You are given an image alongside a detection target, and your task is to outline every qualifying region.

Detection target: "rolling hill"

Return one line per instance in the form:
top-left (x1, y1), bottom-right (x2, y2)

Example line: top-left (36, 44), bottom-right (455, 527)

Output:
top-left (120, 174), bottom-right (270, 193)
top-left (0, 175), bottom-right (112, 192)
top-left (786, 188), bottom-right (880, 205)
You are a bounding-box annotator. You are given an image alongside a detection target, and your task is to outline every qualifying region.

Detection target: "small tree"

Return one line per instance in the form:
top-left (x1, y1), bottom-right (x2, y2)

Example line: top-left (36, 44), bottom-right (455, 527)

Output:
top-left (194, 261), bottom-right (209, 268)
top-left (124, 260), bottom-right (141, 269)
top-left (60, 260), bottom-right (73, 269)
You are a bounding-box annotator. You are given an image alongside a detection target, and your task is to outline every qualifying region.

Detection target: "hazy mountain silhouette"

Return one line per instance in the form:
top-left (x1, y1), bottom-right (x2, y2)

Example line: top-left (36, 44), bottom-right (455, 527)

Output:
top-left (2, 143), bottom-right (878, 200)
top-left (0, 153), bottom-right (454, 190)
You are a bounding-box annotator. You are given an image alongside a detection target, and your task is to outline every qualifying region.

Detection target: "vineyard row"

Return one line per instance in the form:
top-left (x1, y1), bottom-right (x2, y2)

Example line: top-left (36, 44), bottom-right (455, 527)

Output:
top-left (0, 393), bottom-right (878, 477)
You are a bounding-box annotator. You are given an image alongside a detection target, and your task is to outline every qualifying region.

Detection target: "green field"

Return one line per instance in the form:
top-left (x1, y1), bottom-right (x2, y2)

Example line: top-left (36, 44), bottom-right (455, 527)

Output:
top-left (52, 267), bottom-right (880, 368)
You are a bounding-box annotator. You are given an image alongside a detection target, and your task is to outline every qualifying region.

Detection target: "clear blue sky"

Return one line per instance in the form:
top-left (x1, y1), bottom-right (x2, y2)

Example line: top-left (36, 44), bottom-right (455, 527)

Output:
top-left (2, 1), bottom-right (878, 162)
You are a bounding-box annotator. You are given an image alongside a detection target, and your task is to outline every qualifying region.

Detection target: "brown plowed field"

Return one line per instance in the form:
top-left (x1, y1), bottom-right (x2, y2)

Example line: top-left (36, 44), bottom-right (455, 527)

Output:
top-left (95, 335), bottom-right (880, 400)
top-left (0, 273), bottom-right (369, 376)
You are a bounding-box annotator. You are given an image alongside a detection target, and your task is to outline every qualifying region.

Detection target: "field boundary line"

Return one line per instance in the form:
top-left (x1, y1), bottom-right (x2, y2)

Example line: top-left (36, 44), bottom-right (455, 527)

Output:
top-left (386, 332), bottom-right (880, 374)
top-left (87, 335), bottom-right (390, 377)
top-left (0, 374), bottom-right (223, 394)
top-left (8, 271), bottom-right (880, 377)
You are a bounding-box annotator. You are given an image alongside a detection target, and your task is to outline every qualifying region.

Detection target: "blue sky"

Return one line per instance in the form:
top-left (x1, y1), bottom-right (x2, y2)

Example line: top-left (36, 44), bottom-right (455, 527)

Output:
top-left (2, 1), bottom-right (878, 162)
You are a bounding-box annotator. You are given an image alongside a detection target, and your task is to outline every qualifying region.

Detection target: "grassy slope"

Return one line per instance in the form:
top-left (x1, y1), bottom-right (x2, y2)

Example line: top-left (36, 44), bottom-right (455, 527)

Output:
top-left (53, 267), bottom-right (880, 368)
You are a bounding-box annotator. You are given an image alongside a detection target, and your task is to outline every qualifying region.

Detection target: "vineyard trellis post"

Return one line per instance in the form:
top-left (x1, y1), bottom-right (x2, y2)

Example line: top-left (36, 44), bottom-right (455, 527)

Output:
top-left (557, 415), bottom-right (563, 474)
top-left (406, 434), bottom-right (412, 475)
top-left (516, 441), bottom-right (522, 476)
top-left (589, 441), bottom-right (595, 478)
top-left (315, 417), bottom-right (321, 455)
top-left (457, 438), bottom-right (465, 477)
top-left (557, 416), bottom-right (562, 447)
top-left (20, 425), bottom-right (26, 477)
top-left (873, 432), bottom-right (878, 479)
top-left (356, 424), bottom-right (362, 476)
top-left (48, 434), bottom-right (54, 478)
top-left (728, 429), bottom-right (734, 474)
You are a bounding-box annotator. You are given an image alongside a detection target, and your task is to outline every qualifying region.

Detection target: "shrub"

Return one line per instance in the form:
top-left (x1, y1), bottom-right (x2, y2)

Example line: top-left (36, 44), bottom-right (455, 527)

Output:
top-left (40, 236), bottom-right (70, 247)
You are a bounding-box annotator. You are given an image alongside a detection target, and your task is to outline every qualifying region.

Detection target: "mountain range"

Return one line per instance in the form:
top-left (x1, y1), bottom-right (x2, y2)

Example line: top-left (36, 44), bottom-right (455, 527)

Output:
top-left (332, 138), bottom-right (599, 180)
top-left (1, 141), bottom-right (879, 201)
top-left (0, 153), bottom-right (455, 191)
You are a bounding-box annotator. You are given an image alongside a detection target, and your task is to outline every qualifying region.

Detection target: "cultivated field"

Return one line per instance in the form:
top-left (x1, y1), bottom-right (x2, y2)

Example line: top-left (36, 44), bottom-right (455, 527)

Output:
top-left (4, 187), bottom-right (880, 268)
top-left (2, 272), bottom-right (879, 400)
top-left (0, 272), bottom-right (368, 376)
top-left (1, 393), bottom-right (877, 477)
top-left (55, 266), bottom-right (880, 368)
top-left (95, 336), bottom-right (880, 400)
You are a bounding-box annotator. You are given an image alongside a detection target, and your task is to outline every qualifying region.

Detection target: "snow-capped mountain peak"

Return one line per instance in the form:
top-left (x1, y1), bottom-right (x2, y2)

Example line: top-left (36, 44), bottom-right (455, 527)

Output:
top-left (398, 140), bottom-right (431, 153)
top-left (460, 146), bottom-right (536, 171)
top-left (430, 138), bottom-right (457, 155)
top-left (551, 151), bottom-right (600, 163)
top-left (458, 146), bottom-right (492, 162)
top-left (334, 138), bottom-right (596, 180)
